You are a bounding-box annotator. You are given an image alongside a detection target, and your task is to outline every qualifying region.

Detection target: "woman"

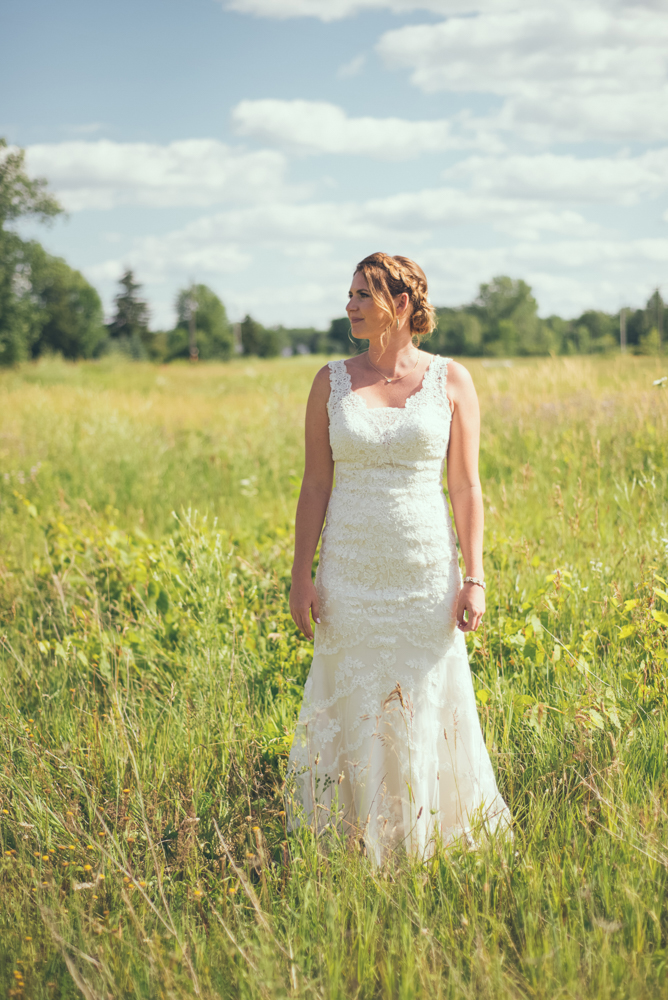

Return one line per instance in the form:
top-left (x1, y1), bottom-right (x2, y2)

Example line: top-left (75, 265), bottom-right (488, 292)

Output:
top-left (287, 252), bottom-right (510, 864)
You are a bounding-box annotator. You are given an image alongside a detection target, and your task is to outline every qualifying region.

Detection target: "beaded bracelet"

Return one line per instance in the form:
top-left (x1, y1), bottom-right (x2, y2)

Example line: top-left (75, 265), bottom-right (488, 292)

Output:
top-left (464, 576), bottom-right (486, 590)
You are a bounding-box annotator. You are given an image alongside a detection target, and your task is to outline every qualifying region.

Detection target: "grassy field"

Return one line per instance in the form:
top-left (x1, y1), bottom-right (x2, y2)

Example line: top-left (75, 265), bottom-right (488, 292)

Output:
top-left (1, 352), bottom-right (667, 999)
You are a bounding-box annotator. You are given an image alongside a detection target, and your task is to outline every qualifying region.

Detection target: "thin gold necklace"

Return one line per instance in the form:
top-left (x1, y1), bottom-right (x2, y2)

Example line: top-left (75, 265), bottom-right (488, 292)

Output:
top-left (366, 349), bottom-right (420, 384)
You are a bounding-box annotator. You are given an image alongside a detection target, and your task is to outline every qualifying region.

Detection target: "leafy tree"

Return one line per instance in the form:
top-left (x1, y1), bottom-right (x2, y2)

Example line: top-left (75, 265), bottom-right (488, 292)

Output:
top-left (107, 270), bottom-right (151, 358)
top-left (0, 138), bottom-right (65, 364)
top-left (240, 314), bottom-right (283, 357)
top-left (27, 245), bottom-right (104, 358)
top-left (168, 284), bottom-right (235, 361)
top-left (0, 138), bottom-right (62, 228)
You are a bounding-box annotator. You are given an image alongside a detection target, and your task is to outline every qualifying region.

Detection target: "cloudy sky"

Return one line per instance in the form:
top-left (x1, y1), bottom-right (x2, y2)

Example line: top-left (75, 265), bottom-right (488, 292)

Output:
top-left (3, 0), bottom-right (668, 329)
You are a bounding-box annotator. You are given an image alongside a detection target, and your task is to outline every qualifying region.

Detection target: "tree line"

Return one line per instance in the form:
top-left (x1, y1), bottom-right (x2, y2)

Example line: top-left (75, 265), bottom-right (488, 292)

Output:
top-left (0, 138), bottom-right (664, 365)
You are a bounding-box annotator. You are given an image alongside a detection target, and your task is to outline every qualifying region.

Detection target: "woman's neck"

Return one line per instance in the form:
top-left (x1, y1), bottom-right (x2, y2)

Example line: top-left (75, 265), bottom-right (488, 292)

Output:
top-left (367, 332), bottom-right (417, 371)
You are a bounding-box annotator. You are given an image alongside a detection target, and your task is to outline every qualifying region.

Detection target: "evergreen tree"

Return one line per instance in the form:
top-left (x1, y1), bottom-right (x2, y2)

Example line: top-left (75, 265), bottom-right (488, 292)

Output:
top-left (107, 270), bottom-right (151, 358)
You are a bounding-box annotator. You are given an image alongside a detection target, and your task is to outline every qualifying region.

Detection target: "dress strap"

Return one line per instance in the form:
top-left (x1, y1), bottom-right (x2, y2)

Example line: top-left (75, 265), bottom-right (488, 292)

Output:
top-left (327, 359), bottom-right (352, 410)
top-left (435, 355), bottom-right (453, 413)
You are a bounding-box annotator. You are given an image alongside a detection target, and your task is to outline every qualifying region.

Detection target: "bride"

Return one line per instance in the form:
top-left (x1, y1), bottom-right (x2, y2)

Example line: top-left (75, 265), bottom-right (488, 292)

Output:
top-left (286, 252), bottom-right (510, 863)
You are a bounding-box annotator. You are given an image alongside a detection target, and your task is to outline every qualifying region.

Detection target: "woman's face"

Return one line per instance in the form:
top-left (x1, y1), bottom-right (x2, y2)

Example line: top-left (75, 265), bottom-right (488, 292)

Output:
top-left (346, 271), bottom-right (389, 341)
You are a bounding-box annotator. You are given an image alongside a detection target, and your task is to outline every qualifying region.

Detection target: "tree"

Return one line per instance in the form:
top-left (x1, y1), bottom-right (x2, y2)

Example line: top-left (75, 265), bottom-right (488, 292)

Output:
top-left (0, 138), bottom-right (62, 229)
top-left (107, 270), bottom-right (151, 358)
top-left (240, 314), bottom-right (283, 357)
top-left (473, 276), bottom-right (545, 356)
top-left (28, 244), bottom-right (105, 359)
top-left (0, 138), bottom-right (65, 364)
top-left (168, 283), bottom-right (235, 361)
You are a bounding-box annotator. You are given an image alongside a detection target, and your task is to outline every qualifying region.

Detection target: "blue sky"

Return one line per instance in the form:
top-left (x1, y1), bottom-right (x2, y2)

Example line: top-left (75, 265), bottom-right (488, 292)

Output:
top-left (3, 0), bottom-right (668, 330)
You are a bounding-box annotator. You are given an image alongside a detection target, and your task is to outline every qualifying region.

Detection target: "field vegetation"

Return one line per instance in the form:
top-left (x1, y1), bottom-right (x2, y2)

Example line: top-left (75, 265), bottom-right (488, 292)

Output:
top-left (1, 353), bottom-right (667, 999)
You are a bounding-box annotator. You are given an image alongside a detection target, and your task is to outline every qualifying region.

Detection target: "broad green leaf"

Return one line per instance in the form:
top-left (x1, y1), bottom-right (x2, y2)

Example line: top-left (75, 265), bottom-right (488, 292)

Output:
top-left (653, 588), bottom-right (668, 604)
top-left (651, 609), bottom-right (668, 628)
top-left (623, 599), bottom-right (638, 612)
top-left (588, 709), bottom-right (605, 731)
top-left (476, 689), bottom-right (490, 705)
top-left (619, 624), bottom-right (636, 639)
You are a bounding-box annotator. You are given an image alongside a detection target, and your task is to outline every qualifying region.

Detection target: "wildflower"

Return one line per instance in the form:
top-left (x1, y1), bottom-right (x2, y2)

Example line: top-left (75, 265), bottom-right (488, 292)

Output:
top-left (139, 881), bottom-right (146, 886)
top-left (24, 936), bottom-right (32, 941)
top-left (228, 886), bottom-right (237, 894)
top-left (122, 788), bottom-right (130, 794)
top-left (87, 845), bottom-right (94, 850)
top-left (2, 809), bottom-right (8, 814)
top-left (98, 873), bottom-right (105, 880)
top-left (84, 865), bottom-right (92, 871)
top-left (194, 889), bottom-right (203, 897)
top-left (42, 855), bottom-right (49, 861)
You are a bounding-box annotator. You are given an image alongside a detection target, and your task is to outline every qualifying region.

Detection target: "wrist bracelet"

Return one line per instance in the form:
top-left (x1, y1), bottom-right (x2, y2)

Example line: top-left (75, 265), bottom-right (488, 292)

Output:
top-left (464, 576), bottom-right (486, 590)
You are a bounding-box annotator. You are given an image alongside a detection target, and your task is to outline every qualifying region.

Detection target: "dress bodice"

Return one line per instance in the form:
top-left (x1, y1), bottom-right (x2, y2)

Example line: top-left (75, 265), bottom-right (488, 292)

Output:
top-left (326, 354), bottom-right (452, 478)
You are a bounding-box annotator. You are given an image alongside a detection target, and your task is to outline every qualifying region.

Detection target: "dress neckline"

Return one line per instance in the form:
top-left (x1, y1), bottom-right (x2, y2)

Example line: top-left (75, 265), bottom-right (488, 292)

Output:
top-left (342, 353), bottom-right (439, 412)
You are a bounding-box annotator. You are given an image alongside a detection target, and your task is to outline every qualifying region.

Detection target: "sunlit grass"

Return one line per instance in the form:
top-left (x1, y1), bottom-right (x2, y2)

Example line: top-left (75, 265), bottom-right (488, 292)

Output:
top-left (0, 352), bottom-right (667, 998)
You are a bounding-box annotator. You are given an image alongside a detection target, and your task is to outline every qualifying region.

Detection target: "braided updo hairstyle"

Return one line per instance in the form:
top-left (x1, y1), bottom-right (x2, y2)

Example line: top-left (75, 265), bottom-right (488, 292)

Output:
top-left (354, 252), bottom-right (437, 354)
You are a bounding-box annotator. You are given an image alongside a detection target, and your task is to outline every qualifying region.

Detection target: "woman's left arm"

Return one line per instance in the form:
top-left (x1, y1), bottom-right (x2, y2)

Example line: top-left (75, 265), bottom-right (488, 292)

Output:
top-left (445, 362), bottom-right (486, 633)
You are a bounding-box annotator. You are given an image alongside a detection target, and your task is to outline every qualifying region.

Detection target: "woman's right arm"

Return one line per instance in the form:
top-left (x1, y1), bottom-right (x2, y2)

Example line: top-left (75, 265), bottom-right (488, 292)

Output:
top-left (289, 366), bottom-right (334, 640)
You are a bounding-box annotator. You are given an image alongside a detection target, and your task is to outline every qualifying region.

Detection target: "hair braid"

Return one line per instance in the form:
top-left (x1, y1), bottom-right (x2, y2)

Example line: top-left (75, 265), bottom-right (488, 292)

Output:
top-left (354, 252), bottom-right (437, 346)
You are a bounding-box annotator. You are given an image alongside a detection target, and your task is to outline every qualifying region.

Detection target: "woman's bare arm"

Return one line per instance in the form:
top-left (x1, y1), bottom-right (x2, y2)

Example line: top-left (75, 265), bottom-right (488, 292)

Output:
top-left (290, 366), bottom-right (334, 640)
top-left (445, 361), bottom-right (486, 633)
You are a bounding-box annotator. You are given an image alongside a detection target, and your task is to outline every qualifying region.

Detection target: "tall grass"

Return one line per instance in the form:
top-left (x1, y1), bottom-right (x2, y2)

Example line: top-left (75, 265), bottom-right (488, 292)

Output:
top-left (0, 353), bottom-right (667, 999)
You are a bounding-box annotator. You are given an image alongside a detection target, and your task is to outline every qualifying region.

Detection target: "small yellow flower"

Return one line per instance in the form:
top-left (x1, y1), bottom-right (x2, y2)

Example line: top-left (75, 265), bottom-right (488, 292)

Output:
top-left (98, 872), bottom-right (105, 880)
top-left (122, 788), bottom-right (131, 794)
top-left (58, 845), bottom-right (67, 850)
top-left (228, 886), bottom-right (237, 894)
top-left (66, 811), bottom-right (74, 816)
top-left (87, 845), bottom-right (94, 850)
top-left (28, 719), bottom-right (34, 723)
top-left (2, 809), bottom-right (8, 814)
top-left (194, 889), bottom-right (203, 897)
top-left (69, 845), bottom-right (76, 850)
top-left (83, 864), bottom-right (92, 871)
top-left (93, 894), bottom-right (98, 899)
top-left (123, 876), bottom-right (130, 883)
top-left (42, 855), bottom-right (49, 861)
top-left (24, 936), bottom-right (32, 941)
top-left (139, 880), bottom-right (146, 886)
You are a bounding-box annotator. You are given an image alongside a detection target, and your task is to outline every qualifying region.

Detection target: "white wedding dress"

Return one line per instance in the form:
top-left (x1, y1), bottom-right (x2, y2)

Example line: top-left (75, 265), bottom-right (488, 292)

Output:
top-left (286, 355), bottom-right (510, 864)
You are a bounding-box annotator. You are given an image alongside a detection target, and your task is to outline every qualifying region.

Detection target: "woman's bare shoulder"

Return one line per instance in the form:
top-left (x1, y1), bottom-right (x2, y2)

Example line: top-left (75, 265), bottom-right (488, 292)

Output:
top-left (309, 362), bottom-right (334, 402)
top-left (445, 358), bottom-right (474, 387)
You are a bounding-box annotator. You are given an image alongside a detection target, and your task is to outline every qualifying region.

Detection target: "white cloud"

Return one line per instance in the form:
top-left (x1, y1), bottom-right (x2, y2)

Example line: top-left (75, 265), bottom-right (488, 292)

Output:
top-left (231, 98), bottom-right (501, 157)
top-left (337, 54), bottom-right (366, 78)
top-left (224, 0), bottom-right (508, 21)
top-left (445, 149), bottom-right (668, 204)
top-left (378, 3), bottom-right (668, 143)
top-left (25, 139), bottom-right (295, 211)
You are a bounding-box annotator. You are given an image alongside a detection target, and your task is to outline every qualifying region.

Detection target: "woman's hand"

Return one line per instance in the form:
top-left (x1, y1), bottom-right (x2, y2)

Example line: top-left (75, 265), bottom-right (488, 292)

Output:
top-left (455, 581), bottom-right (485, 632)
top-left (290, 576), bottom-right (320, 641)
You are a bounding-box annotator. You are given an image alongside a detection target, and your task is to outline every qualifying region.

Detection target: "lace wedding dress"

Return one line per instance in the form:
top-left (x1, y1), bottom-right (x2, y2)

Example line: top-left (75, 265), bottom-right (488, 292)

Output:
top-left (286, 355), bottom-right (510, 864)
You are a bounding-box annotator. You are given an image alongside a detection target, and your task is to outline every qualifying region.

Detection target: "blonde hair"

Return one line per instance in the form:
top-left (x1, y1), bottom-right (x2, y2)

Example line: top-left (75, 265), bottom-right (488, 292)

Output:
top-left (354, 252), bottom-right (437, 356)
